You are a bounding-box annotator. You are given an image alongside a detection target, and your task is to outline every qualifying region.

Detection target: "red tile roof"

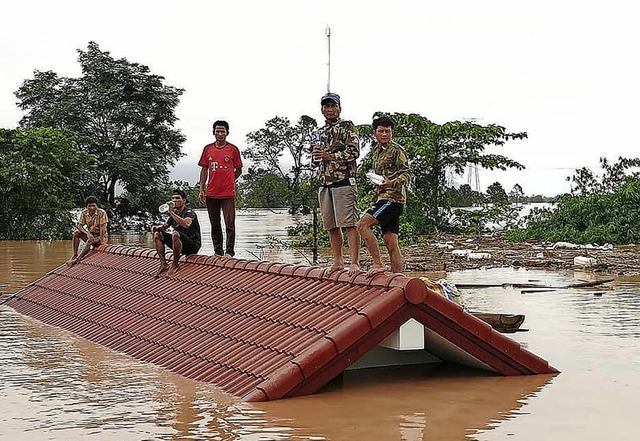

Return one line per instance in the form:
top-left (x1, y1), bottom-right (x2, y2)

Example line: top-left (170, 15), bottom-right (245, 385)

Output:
top-left (5, 245), bottom-right (557, 401)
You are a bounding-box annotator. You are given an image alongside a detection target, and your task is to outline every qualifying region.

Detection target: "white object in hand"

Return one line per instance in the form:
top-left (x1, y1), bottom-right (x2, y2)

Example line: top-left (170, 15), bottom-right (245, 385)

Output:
top-left (159, 203), bottom-right (171, 213)
top-left (366, 171), bottom-right (385, 185)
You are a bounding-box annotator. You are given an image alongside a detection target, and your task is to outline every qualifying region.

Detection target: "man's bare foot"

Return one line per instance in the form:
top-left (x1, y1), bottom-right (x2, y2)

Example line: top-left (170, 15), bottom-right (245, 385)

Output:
top-left (347, 264), bottom-right (361, 275)
top-left (222, 254), bottom-right (233, 259)
top-left (366, 266), bottom-right (387, 277)
top-left (155, 263), bottom-right (170, 277)
top-left (66, 257), bottom-right (78, 267)
top-left (324, 264), bottom-right (344, 276)
top-left (167, 264), bottom-right (179, 276)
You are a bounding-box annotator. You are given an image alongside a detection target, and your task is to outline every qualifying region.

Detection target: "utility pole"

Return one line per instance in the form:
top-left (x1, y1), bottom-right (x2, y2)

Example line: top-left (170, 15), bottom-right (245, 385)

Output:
top-left (312, 25), bottom-right (332, 266)
top-left (326, 25), bottom-right (331, 92)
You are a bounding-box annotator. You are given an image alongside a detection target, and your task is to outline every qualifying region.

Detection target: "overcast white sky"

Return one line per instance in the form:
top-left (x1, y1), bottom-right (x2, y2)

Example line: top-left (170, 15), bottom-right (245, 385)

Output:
top-left (2, 0), bottom-right (638, 196)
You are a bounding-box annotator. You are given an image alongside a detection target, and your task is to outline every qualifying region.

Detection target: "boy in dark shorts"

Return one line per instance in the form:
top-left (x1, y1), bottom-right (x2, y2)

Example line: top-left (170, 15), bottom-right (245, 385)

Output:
top-left (152, 189), bottom-right (202, 276)
top-left (357, 116), bottom-right (411, 275)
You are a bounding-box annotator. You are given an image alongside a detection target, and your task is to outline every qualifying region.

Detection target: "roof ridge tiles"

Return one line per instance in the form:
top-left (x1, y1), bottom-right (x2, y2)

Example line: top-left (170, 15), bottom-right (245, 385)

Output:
top-left (293, 266), bottom-right (320, 278)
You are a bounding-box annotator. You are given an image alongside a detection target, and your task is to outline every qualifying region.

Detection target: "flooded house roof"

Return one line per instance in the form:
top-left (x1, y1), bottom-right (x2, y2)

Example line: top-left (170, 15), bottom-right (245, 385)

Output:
top-left (4, 245), bottom-right (558, 401)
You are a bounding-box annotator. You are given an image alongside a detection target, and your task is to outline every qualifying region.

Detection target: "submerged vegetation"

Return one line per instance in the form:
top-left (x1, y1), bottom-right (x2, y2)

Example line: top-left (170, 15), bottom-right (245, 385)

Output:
top-left (506, 157), bottom-right (640, 245)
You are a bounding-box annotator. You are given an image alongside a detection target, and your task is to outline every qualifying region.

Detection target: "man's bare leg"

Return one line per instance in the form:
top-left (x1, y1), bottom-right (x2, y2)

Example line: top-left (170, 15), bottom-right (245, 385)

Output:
top-left (384, 232), bottom-right (403, 274)
top-left (154, 232), bottom-right (169, 276)
top-left (71, 235), bottom-right (96, 266)
top-left (357, 214), bottom-right (386, 276)
top-left (326, 227), bottom-right (345, 273)
top-left (168, 232), bottom-right (182, 276)
top-left (346, 226), bottom-right (361, 274)
top-left (67, 230), bottom-right (85, 266)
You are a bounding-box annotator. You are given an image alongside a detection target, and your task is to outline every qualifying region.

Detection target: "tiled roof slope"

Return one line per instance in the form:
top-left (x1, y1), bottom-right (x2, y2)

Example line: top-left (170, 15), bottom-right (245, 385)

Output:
top-left (5, 245), bottom-right (558, 401)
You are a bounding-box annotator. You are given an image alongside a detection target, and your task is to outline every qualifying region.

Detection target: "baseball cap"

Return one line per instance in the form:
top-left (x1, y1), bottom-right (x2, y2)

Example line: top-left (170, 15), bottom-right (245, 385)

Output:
top-left (320, 93), bottom-right (341, 106)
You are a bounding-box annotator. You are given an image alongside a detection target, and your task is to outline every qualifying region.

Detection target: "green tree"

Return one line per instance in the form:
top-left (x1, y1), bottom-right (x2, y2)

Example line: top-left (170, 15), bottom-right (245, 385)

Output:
top-left (357, 113), bottom-right (525, 231)
top-left (526, 194), bottom-right (547, 203)
top-left (507, 157), bottom-right (640, 244)
top-left (237, 166), bottom-right (291, 208)
top-left (446, 183), bottom-right (486, 207)
top-left (486, 181), bottom-right (509, 205)
top-left (453, 204), bottom-right (523, 236)
top-left (245, 115), bottom-right (318, 213)
top-left (509, 183), bottom-right (524, 205)
top-left (0, 128), bottom-right (98, 239)
top-left (568, 156), bottom-right (640, 195)
top-left (15, 41), bottom-right (185, 211)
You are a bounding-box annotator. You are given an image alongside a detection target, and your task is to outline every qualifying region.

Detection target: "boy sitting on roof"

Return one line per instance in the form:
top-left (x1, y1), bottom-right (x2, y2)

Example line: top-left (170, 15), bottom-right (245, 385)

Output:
top-left (67, 196), bottom-right (108, 266)
top-left (152, 189), bottom-right (202, 276)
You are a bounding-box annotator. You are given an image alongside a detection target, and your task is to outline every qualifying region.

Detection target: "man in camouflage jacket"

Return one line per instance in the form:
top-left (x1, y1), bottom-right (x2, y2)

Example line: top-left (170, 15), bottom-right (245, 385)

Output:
top-left (357, 116), bottom-right (411, 275)
top-left (311, 93), bottom-right (361, 273)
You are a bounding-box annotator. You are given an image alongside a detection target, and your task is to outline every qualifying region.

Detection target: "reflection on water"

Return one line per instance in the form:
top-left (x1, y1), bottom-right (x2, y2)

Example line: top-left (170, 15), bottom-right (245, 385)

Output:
top-left (0, 307), bottom-right (298, 440)
top-left (1, 212), bottom-right (639, 440)
top-left (258, 366), bottom-right (554, 441)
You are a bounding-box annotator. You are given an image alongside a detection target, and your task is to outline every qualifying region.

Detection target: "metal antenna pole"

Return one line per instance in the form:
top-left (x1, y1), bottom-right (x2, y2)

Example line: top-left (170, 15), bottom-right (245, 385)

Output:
top-left (326, 25), bottom-right (331, 93)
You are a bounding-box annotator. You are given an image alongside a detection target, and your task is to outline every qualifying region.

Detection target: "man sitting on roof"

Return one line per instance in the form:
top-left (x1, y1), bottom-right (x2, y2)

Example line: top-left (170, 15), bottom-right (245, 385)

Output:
top-left (152, 189), bottom-right (202, 276)
top-left (67, 196), bottom-right (108, 266)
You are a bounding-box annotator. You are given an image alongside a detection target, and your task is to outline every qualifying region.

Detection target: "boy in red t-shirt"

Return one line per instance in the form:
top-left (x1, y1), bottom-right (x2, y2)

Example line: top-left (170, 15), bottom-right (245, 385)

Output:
top-left (198, 120), bottom-right (243, 257)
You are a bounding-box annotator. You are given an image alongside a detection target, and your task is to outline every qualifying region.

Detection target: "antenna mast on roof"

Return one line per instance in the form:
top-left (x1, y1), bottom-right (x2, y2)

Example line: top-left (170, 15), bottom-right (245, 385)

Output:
top-left (326, 25), bottom-right (331, 92)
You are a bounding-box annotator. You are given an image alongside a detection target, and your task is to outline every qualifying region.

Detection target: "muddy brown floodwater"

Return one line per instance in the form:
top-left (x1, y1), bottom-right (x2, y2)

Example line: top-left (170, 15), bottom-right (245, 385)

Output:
top-left (1, 209), bottom-right (638, 440)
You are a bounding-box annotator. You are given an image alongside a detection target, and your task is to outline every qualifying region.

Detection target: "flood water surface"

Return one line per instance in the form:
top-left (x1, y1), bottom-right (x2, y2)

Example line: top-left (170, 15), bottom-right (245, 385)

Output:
top-left (1, 212), bottom-right (638, 440)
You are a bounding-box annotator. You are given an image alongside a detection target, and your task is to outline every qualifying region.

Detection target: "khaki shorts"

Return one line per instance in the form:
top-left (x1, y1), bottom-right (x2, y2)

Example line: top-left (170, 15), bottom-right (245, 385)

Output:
top-left (318, 184), bottom-right (358, 230)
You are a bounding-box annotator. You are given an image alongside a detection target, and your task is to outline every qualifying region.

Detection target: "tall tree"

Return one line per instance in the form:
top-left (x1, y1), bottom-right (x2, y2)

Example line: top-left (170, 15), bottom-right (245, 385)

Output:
top-left (357, 113), bottom-right (526, 230)
top-left (245, 115), bottom-right (318, 213)
top-left (237, 166), bottom-right (292, 208)
top-left (0, 128), bottom-right (98, 239)
top-left (15, 41), bottom-right (186, 208)
top-left (509, 183), bottom-right (524, 205)
top-left (446, 183), bottom-right (486, 207)
top-left (568, 156), bottom-right (640, 195)
top-left (486, 181), bottom-right (509, 205)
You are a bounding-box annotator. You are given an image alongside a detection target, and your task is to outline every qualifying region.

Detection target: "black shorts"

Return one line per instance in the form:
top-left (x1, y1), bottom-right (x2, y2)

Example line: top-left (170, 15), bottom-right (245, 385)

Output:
top-left (364, 200), bottom-right (404, 234)
top-left (161, 231), bottom-right (201, 256)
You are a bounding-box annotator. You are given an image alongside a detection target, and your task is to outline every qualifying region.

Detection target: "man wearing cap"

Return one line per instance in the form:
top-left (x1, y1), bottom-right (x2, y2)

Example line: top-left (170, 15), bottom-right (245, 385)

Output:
top-left (152, 189), bottom-right (202, 276)
top-left (311, 93), bottom-right (361, 274)
top-left (357, 116), bottom-right (410, 275)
